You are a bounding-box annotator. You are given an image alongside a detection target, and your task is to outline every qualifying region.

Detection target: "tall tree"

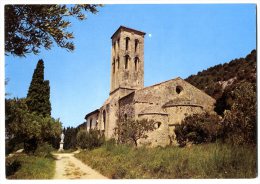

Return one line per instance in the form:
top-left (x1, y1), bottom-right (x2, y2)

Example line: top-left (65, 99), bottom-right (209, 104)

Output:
top-left (5, 4), bottom-right (101, 57)
top-left (27, 59), bottom-right (51, 116)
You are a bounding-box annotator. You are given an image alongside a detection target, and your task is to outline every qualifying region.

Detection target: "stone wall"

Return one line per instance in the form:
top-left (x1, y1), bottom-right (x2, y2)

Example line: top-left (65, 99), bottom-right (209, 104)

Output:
top-left (138, 114), bottom-right (170, 147)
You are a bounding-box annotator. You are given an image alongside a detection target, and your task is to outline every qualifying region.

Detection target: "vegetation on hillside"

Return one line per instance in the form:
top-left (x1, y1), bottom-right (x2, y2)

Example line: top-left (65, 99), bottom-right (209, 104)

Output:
top-left (177, 50), bottom-right (257, 147)
top-left (75, 143), bottom-right (256, 179)
top-left (185, 49), bottom-right (256, 101)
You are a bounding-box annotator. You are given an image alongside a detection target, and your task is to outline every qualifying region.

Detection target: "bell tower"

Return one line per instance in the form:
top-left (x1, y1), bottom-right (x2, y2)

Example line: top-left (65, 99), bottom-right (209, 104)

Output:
top-left (110, 26), bottom-right (145, 94)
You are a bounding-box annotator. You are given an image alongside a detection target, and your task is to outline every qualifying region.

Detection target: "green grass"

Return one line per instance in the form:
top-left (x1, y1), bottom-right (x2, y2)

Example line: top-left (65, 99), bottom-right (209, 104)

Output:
top-left (75, 143), bottom-right (257, 179)
top-left (6, 154), bottom-right (56, 179)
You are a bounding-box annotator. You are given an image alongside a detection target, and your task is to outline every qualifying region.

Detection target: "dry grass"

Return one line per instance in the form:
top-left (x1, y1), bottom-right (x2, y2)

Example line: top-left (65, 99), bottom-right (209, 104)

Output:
top-left (75, 143), bottom-right (257, 179)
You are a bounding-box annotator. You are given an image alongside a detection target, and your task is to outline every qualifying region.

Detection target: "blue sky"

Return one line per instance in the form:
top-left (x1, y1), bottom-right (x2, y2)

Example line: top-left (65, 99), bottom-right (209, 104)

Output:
top-left (5, 4), bottom-right (256, 128)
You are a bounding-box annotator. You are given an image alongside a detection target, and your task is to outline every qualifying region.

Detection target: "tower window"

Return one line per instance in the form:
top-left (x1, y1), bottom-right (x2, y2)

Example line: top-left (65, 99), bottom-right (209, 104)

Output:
top-left (135, 39), bottom-right (139, 52)
top-left (117, 38), bottom-right (120, 49)
top-left (113, 63), bottom-right (115, 73)
top-left (134, 57), bottom-right (139, 71)
top-left (125, 55), bottom-right (129, 69)
top-left (117, 56), bottom-right (120, 69)
top-left (113, 58), bottom-right (115, 73)
top-left (103, 110), bottom-right (106, 131)
top-left (125, 37), bottom-right (130, 50)
top-left (113, 42), bottom-right (116, 52)
top-left (90, 118), bottom-right (93, 129)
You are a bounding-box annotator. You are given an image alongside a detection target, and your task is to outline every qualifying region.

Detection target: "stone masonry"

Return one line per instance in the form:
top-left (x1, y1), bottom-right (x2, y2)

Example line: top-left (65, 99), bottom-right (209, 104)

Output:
top-left (85, 26), bottom-right (216, 147)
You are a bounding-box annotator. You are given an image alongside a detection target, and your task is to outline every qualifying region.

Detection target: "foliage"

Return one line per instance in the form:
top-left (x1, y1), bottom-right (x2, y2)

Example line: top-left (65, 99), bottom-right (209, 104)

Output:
top-left (115, 119), bottom-right (156, 146)
top-left (76, 128), bottom-right (105, 150)
top-left (222, 82), bottom-right (256, 145)
top-left (5, 98), bottom-right (62, 154)
top-left (63, 126), bottom-right (78, 150)
top-left (26, 59), bottom-right (51, 116)
top-left (175, 113), bottom-right (223, 146)
top-left (185, 50), bottom-right (256, 115)
top-left (5, 4), bottom-right (101, 56)
top-left (6, 153), bottom-right (55, 179)
top-left (75, 143), bottom-right (257, 178)
top-left (34, 142), bottom-right (55, 158)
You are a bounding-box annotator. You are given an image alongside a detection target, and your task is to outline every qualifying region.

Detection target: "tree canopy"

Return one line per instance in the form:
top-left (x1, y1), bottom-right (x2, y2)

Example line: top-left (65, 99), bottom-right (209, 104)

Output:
top-left (5, 4), bottom-right (100, 57)
top-left (5, 98), bottom-right (62, 153)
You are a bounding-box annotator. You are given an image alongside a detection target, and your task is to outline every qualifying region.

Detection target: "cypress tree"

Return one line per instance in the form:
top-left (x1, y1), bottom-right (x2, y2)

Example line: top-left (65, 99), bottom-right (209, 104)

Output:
top-left (27, 59), bottom-right (51, 116)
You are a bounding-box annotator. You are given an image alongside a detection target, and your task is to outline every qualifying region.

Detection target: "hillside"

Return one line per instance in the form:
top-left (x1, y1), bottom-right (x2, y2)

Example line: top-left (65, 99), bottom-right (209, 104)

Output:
top-left (185, 50), bottom-right (256, 99)
top-left (185, 50), bottom-right (256, 114)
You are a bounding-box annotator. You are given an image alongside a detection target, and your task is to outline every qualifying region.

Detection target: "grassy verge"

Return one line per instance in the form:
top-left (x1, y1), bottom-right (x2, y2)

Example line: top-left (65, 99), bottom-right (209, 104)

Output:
top-left (6, 154), bottom-right (56, 179)
top-left (75, 143), bottom-right (257, 179)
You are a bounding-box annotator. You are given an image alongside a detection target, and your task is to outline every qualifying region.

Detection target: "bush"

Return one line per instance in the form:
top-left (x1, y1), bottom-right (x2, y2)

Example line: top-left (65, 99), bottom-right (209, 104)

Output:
top-left (222, 82), bottom-right (256, 145)
top-left (34, 142), bottom-right (54, 158)
top-left (76, 128), bottom-right (105, 150)
top-left (175, 113), bottom-right (223, 146)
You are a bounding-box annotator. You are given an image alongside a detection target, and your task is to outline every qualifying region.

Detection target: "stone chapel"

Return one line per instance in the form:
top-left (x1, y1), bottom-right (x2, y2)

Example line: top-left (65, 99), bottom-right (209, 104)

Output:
top-left (84, 26), bottom-right (215, 146)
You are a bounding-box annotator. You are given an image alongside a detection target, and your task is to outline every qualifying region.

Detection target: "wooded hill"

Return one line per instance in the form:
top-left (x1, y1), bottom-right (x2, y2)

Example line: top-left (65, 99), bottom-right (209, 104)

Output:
top-left (185, 49), bottom-right (256, 115)
top-left (186, 50), bottom-right (256, 98)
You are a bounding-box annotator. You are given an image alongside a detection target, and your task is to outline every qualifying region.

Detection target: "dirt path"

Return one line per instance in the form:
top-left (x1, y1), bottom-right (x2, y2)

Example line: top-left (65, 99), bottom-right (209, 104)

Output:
top-left (52, 151), bottom-right (108, 179)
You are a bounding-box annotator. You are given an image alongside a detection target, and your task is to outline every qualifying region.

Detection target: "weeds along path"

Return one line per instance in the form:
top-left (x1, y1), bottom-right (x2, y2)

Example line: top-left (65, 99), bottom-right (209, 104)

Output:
top-left (52, 151), bottom-right (108, 179)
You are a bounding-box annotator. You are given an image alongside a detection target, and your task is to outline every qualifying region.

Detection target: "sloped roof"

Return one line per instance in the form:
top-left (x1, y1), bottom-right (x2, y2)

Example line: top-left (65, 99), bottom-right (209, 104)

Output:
top-left (85, 109), bottom-right (99, 119)
top-left (111, 25), bottom-right (146, 39)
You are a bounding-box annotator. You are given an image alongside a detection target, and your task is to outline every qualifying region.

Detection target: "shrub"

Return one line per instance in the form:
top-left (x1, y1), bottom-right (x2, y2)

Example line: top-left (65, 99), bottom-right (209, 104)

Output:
top-left (175, 113), bottom-right (223, 146)
top-left (222, 82), bottom-right (256, 145)
top-left (34, 142), bottom-right (54, 158)
top-left (76, 128), bottom-right (105, 149)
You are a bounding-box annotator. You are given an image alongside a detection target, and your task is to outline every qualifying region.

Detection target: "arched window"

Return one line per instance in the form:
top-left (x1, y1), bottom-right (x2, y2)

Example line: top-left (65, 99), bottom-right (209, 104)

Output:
top-left (134, 57), bottom-right (139, 71)
top-left (125, 55), bottom-right (129, 69)
top-left (134, 39), bottom-right (139, 52)
top-left (113, 42), bottom-right (116, 52)
top-left (112, 58), bottom-right (115, 73)
top-left (103, 110), bottom-right (106, 131)
top-left (90, 118), bottom-right (92, 129)
top-left (125, 37), bottom-right (130, 50)
top-left (117, 56), bottom-right (120, 69)
top-left (117, 38), bottom-right (120, 49)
